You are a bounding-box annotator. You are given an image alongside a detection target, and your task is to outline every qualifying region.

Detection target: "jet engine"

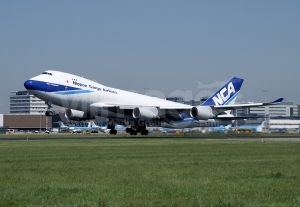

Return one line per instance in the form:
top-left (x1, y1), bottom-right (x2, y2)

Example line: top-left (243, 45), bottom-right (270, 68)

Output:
top-left (190, 106), bottom-right (214, 120)
top-left (132, 107), bottom-right (159, 120)
top-left (65, 108), bottom-right (95, 121)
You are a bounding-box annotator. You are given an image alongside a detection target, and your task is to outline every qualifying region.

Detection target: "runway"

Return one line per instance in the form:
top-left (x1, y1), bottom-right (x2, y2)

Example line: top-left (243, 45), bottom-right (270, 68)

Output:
top-left (1, 135), bottom-right (300, 141)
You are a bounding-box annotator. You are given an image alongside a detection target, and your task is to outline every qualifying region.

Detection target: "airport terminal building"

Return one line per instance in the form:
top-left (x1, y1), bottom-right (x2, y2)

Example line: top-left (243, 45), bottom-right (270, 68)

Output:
top-left (10, 91), bottom-right (48, 114)
top-left (236, 102), bottom-right (300, 117)
top-left (0, 91), bottom-right (52, 133)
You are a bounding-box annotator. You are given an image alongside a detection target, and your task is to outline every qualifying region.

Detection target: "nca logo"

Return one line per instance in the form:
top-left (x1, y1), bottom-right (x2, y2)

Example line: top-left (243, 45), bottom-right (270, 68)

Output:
top-left (212, 82), bottom-right (236, 105)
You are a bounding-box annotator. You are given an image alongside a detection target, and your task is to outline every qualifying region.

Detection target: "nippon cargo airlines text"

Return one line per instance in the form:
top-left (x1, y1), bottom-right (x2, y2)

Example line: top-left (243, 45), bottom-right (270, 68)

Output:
top-left (73, 80), bottom-right (117, 94)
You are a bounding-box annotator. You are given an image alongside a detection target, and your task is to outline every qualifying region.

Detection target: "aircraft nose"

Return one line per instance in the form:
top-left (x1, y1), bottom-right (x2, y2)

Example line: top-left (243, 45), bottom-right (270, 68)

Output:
top-left (24, 79), bottom-right (33, 90)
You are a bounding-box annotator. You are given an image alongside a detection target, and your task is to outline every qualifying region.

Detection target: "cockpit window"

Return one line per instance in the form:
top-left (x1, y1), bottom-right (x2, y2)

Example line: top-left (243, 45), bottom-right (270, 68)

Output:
top-left (42, 72), bottom-right (52, 76)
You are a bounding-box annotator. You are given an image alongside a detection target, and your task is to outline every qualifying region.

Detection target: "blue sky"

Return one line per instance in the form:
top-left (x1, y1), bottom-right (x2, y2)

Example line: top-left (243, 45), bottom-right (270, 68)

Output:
top-left (0, 1), bottom-right (299, 113)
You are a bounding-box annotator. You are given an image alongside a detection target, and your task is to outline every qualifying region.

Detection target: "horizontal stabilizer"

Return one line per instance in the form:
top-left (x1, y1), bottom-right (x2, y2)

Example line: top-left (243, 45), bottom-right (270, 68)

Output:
top-left (213, 98), bottom-right (284, 110)
top-left (271, 98), bottom-right (284, 104)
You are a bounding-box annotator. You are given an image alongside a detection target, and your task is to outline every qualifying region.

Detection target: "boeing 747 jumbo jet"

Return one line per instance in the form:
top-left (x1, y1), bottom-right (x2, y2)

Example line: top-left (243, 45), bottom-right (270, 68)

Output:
top-left (24, 70), bottom-right (283, 135)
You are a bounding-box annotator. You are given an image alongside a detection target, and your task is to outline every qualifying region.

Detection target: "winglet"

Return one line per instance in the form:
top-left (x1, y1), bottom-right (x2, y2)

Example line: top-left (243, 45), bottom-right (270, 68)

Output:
top-left (271, 98), bottom-right (284, 104)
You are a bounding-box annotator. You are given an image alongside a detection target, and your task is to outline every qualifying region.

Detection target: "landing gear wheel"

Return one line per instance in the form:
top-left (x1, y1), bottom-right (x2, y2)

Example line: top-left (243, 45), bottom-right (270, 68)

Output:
top-left (130, 129), bottom-right (137, 135)
top-left (141, 130), bottom-right (149, 136)
top-left (145, 130), bottom-right (149, 135)
top-left (45, 111), bottom-right (53, 116)
top-left (109, 129), bottom-right (117, 135)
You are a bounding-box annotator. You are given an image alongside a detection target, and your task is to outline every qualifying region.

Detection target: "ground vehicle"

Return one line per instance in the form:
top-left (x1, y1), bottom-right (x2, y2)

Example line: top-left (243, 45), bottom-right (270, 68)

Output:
top-left (7, 129), bottom-right (15, 134)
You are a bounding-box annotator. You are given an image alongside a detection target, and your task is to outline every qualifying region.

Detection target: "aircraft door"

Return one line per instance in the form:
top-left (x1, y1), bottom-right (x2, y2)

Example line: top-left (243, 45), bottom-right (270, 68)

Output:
top-left (65, 79), bottom-right (81, 111)
top-left (65, 84), bottom-right (71, 108)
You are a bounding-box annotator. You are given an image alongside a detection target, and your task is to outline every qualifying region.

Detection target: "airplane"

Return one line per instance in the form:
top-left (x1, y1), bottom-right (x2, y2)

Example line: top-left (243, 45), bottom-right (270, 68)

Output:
top-left (208, 124), bottom-right (232, 133)
top-left (24, 70), bottom-right (283, 136)
top-left (90, 121), bottom-right (107, 131)
top-left (197, 80), bottom-right (227, 89)
top-left (59, 121), bottom-right (92, 133)
top-left (159, 127), bottom-right (183, 133)
top-left (234, 121), bottom-right (266, 133)
top-left (161, 116), bottom-right (234, 129)
top-left (90, 121), bottom-right (126, 134)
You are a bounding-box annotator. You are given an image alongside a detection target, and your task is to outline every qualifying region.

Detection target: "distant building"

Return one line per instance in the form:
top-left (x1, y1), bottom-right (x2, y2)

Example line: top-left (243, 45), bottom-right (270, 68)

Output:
top-left (268, 119), bottom-right (300, 131)
top-left (237, 102), bottom-right (299, 117)
top-left (10, 91), bottom-right (48, 114)
top-left (166, 96), bottom-right (184, 103)
top-left (3, 114), bottom-right (52, 131)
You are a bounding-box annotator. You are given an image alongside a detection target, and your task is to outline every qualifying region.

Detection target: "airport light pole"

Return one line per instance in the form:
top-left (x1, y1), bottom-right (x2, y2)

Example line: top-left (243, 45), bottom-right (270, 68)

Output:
top-left (143, 87), bottom-right (149, 94)
top-left (263, 90), bottom-right (267, 102)
top-left (46, 116), bottom-right (48, 131)
top-left (40, 115), bottom-right (41, 133)
top-left (263, 90), bottom-right (268, 132)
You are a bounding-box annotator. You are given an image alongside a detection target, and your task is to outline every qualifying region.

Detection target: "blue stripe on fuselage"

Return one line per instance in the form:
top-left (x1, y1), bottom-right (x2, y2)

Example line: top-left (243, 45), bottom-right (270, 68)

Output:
top-left (55, 90), bottom-right (93, 95)
top-left (223, 91), bottom-right (239, 105)
top-left (24, 80), bottom-right (86, 93)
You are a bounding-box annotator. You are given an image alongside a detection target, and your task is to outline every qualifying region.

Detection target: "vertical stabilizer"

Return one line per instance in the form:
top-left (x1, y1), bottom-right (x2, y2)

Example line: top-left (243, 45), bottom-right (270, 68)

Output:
top-left (59, 122), bottom-right (68, 128)
top-left (87, 121), bottom-right (92, 128)
top-left (201, 77), bottom-right (244, 106)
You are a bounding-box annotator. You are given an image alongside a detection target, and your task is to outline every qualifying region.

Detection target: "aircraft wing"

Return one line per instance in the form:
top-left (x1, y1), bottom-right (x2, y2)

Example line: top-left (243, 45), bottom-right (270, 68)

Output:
top-left (212, 98), bottom-right (284, 110)
top-left (90, 98), bottom-right (283, 111)
top-left (89, 102), bottom-right (192, 110)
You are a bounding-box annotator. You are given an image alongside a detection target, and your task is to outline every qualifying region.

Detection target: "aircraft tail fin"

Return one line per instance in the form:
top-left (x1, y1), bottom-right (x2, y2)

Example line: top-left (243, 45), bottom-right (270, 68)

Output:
top-left (201, 77), bottom-right (243, 106)
top-left (87, 121), bottom-right (92, 128)
top-left (59, 122), bottom-right (67, 128)
top-left (271, 98), bottom-right (284, 104)
top-left (91, 121), bottom-right (98, 127)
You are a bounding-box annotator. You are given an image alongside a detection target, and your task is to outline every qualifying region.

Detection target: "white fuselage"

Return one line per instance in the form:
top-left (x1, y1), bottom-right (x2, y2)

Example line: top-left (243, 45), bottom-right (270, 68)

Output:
top-left (25, 70), bottom-right (190, 120)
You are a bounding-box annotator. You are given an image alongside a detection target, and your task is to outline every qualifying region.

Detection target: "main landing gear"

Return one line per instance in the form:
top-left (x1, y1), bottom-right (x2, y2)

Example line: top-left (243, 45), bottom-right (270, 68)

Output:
top-left (107, 121), bottom-right (149, 136)
top-left (109, 129), bottom-right (117, 135)
top-left (108, 121), bottom-right (117, 135)
top-left (125, 125), bottom-right (149, 136)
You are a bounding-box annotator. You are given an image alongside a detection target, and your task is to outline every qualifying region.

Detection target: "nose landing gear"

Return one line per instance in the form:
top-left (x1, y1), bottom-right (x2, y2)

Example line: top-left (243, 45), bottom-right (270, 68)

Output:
top-left (45, 111), bottom-right (54, 116)
top-left (45, 102), bottom-right (54, 116)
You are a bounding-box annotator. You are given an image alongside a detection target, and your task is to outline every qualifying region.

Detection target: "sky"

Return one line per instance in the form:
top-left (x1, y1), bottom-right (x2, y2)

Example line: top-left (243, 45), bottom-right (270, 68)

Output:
top-left (1, 1), bottom-right (300, 113)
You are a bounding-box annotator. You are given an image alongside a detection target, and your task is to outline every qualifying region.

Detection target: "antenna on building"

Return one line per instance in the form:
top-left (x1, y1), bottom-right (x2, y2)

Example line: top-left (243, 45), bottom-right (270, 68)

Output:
top-left (263, 90), bottom-right (267, 102)
top-left (143, 88), bottom-right (149, 94)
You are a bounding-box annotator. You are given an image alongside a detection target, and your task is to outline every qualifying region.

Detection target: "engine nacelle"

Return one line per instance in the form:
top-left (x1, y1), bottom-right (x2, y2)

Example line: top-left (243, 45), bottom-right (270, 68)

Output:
top-left (132, 107), bottom-right (159, 120)
top-left (65, 108), bottom-right (95, 121)
top-left (190, 106), bottom-right (214, 120)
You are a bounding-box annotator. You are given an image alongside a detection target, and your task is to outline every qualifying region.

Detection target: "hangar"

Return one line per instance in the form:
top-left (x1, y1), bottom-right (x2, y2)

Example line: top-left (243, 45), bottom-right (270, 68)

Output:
top-left (0, 114), bottom-right (52, 132)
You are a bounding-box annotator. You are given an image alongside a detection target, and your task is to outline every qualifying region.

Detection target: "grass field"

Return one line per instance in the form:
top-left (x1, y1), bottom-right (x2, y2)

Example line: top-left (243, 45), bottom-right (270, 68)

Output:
top-left (0, 139), bottom-right (299, 207)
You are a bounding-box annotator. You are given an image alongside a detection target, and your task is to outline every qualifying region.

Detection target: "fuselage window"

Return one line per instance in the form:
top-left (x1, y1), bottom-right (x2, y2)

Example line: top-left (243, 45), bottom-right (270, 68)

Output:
top-left (41, 72), bottom-right (52, 76)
